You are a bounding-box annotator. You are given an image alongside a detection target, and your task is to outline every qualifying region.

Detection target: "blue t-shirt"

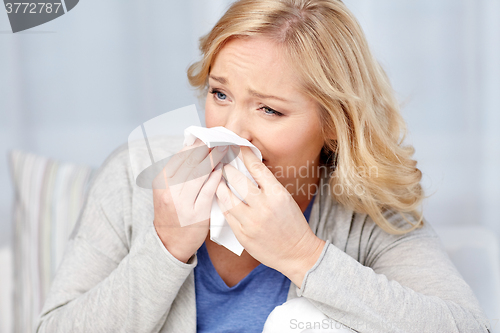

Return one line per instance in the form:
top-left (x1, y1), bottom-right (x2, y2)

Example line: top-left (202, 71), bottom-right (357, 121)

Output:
top-left (194, 194), bottom-right (316, 332)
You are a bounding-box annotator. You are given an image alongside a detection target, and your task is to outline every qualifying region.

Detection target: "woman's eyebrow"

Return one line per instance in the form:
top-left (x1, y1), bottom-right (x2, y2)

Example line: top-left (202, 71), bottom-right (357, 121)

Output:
top-left (248, 89), bottom-right (289, 102)
top-left (209, 75), bottom-right (290, 102)
top-left (210, 75), bottom-right (228, 85)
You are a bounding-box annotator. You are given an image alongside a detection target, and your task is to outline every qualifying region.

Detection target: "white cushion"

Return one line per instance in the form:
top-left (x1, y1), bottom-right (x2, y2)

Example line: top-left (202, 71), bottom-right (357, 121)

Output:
top-left (263, 297), bottom-right (354, 333)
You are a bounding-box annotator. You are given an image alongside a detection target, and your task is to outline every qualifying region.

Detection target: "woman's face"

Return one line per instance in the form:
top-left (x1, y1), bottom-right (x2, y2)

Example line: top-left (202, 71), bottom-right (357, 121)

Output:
top-left (205, 36), bottom-right (326, 202)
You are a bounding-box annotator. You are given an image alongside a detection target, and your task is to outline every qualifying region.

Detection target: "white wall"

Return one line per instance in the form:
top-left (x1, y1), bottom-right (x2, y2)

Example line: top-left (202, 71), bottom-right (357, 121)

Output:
top-left (343, 0), bottom-right (500, 233)
top-left (0, 0), bottom-right (234, 249)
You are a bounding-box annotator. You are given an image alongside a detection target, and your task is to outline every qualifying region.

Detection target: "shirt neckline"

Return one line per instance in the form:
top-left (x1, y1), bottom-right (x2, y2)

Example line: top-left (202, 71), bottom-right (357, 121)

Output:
top-left (199, 242), bottom-right (266, 291)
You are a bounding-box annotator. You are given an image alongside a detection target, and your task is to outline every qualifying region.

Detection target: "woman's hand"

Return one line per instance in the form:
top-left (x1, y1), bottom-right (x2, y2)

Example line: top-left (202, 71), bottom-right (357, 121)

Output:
top-left (153, 138), bottom-right (228, 263)
top-left (215, 146), bottom-right (326, 287)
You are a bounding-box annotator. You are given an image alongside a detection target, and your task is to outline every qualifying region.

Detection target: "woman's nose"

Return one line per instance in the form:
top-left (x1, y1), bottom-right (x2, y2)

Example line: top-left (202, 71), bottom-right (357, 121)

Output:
top-left (223, 108), bottom-right (252, 142)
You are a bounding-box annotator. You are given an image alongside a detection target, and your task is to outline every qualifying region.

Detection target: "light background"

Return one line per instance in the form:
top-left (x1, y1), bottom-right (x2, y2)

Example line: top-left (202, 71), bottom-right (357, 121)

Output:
top-left (0, 0), bottom-right (499, 250)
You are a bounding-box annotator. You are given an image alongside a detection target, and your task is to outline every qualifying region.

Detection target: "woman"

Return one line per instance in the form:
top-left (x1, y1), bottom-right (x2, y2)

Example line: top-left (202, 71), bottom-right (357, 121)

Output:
top-left (37, 0), bottom-right (491, 332)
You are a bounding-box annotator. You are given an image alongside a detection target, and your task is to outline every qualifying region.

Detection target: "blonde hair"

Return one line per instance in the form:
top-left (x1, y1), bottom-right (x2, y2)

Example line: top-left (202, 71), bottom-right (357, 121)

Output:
top-left (187, 0), bottom-right (424, 235)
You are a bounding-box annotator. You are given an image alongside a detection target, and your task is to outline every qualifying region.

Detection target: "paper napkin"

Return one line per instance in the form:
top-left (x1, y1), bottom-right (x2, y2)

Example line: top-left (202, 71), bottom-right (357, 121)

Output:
top-left (183, 126), bottom-right (262, 256)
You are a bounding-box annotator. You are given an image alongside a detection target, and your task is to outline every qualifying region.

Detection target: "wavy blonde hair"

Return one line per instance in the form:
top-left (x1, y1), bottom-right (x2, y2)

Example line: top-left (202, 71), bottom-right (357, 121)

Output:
top-left (187, 0), bottom-right (424, 235)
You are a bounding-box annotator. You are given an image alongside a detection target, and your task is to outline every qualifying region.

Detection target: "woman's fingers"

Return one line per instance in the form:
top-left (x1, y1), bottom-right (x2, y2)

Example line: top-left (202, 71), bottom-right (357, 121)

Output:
top-left (163, 138), bottom-right (206, 179)
top-left (175, 144), bottom-right (228, 188)
top-left (239, 146), bottom-right (279, 194)
top-left (215, 172), bottom-right (249, 221)
top-left (194, 162), bottom-right (223, 213)
top-left (163, 142), bottom-right (231, 226)
top-left (220, 163), bottom-right (261, 207)
top-left (171, 140), bottom-right (211, 185)
top-left (176, 145), bottom-right (229, 206)
top-left (157, 142), bottom-right (264, 229)
top-left (215, 195), bottom-right (243, 238)
top-left (186, 145), bottom-right (228, 186)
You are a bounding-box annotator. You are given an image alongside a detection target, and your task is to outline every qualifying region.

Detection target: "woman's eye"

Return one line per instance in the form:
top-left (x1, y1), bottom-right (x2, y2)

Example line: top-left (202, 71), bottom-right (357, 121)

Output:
top-left (260, 106), bottom-right (283, 117)
top-left (209, 88), bottom-right (283, 117)
top-left (210, 89), bottom-right (227, 101)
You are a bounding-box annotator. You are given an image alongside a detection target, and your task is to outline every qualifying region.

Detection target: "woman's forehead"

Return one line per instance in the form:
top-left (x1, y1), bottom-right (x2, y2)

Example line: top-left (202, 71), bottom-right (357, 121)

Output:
top-left (210, 37), bottom-right (304, 95)
top-left (215, 37), bottom-right (286, 71)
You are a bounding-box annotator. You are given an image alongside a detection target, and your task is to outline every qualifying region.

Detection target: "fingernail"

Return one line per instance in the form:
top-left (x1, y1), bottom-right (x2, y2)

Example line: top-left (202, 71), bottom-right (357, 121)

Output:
top-left (217, 145), bottom-right (228, 152)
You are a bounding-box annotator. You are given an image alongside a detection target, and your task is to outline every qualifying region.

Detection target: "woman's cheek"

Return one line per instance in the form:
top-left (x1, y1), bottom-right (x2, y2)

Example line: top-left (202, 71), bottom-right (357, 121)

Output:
top-left (205, 96), bottom-right (218, 126)
top-left (204, 105), bottom-right (219, 128)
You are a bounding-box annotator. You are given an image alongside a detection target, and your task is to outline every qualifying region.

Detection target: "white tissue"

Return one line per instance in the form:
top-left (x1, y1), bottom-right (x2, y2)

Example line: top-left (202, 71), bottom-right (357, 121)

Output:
top-left (183, 126), bottom-right (263, 256)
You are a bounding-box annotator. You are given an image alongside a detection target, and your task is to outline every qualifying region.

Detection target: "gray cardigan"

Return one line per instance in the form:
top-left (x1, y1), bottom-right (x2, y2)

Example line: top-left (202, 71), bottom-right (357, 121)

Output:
top-left (36, 140), bottom-right (491, 333)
